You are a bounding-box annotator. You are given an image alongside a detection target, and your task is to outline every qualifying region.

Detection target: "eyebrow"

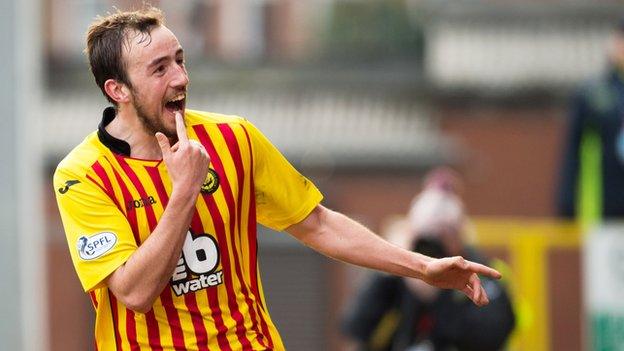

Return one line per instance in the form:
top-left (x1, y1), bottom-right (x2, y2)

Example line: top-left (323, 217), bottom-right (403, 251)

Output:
top-left (147, 48), bottom-right (184, 70)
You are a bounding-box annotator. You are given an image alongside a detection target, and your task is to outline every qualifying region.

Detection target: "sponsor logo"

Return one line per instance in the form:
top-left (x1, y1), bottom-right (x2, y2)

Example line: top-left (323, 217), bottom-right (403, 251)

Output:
top-left (126, 195), bottom-right (157, 211)
top-left (77, 232), bottom-right (117, 260)
top-left (58, 180), bottom-right (80, 194)
top-left (200, 169), bottom-right (220, 195)
top-left (172, 271), bottom-right (224, 296)
top-left (170, 231), bottom-right (223, 295)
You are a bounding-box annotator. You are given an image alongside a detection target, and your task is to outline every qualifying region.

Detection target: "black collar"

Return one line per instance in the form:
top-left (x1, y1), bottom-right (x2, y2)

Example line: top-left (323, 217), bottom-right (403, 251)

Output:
top-left (97, 107), bottom-right (131, 156)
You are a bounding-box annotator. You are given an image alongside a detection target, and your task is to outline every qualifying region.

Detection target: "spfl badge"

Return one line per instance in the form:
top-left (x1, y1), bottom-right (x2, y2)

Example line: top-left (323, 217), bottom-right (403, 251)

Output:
top-left (201, 169), bottom-right (220, 194)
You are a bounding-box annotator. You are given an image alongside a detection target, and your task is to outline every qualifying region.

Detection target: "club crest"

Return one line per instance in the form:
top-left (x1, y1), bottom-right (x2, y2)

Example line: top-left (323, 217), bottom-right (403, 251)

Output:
top-left (201, 169), bottom-right (220, 195)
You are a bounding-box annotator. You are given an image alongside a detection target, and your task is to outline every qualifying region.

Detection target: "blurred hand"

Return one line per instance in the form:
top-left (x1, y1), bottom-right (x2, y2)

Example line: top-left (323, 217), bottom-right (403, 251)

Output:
top-left (155, 111), bottom-right (210, 198)
top-left (421, 256), bottom-right (501, 306)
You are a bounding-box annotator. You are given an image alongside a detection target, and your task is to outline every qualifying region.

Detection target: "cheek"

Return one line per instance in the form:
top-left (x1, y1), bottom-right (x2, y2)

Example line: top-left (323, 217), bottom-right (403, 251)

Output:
top-left (141, 92), bottom-right (164, 110)
top-left (134, 80), bottom-right (165, 101)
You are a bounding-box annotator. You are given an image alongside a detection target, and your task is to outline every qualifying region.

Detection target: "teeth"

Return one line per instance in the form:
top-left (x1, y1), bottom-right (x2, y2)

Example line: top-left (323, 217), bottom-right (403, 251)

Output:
top-left (168, 94), bottom-right (185, 103)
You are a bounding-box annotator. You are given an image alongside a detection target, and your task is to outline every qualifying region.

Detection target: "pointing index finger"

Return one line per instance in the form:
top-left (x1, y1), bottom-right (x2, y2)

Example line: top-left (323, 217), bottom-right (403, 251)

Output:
top-left (467, 261), bottom-right (502, 280)
top-left (175, 111), bottom-right (188, 143)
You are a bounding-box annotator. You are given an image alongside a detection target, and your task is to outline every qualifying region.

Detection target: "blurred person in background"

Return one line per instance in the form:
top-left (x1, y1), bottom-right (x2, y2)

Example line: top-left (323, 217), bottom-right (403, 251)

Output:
top-left (341, 168), bottom-right (516, 351)
top-left (53, 7), bottom-right (502, 351)
top-left (558, 19), bottom-right (624, 226)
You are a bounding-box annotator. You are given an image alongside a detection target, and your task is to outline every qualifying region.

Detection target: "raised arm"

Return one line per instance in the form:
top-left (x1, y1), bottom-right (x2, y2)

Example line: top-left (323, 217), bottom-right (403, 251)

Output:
top-left (286, 205), bottom-right (501, 306)
top-left (105, 112), bottom-right (210, 312)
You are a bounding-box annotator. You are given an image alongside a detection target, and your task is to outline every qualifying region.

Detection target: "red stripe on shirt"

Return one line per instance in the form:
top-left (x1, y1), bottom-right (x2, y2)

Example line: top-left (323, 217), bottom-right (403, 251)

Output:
top-left (148, 168), bottom-right (214, 351)
top-left (208, 288), bottom-right (232, 351)
top-left (186, 211), bottom-right (216, 351)
top-left (186, 210), bottom-right (231, 351)
top-left (109, 293), bottom-right (124, 351)
top-left (115, 156), bottom-right (163, 351)
top-left (89, 291), bottom-right (99, 309)
top-left (217, 123), bottom-right (268, 348)
top-left (185, 293), bottom-right (210, 351)
top-left (193, 204), bottom-right (233, 351)
top-left (196, 125), bottom-right (253, 349)
top-left (90, 162), bottom-right (123, 212)
top-left (102, 158), bottom-right (141, 349)
top-left (115, 155), bottom-right (159, 233)
top-left (127, 309), bottom-right (139, 351)
top-left (240, 124), bottom-right (274, 349)
top-left (239, 127), bottom-right (261, 303)
top-left (194, 125), bottom-right (254, 349)
top-left (145, 165), bottom-right (191, 351)
top-left (105, 159), bottom-right (141, 245)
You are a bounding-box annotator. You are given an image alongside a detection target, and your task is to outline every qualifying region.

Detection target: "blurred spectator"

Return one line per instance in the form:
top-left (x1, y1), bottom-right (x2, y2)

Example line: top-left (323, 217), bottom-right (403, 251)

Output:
top-left (558, 20), bottom-right (624, 226)
top-left (341, 168), bottom-right (515, 351)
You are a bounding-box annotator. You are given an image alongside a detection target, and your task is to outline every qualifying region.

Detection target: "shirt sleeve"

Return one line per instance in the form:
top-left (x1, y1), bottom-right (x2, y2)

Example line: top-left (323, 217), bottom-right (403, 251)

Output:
top-left (242, 119), bottom-right (323, 231)
top-left (54, 166), bottom-right (138, 292)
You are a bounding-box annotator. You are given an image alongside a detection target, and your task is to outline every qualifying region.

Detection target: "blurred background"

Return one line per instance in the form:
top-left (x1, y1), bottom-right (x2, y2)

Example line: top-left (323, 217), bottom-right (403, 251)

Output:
top-left (4, 0), bottom-right (624, 350)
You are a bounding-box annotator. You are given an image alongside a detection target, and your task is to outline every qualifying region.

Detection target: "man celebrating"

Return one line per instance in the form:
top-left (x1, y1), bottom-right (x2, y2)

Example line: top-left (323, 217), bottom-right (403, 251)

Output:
top-left (54, 7), bottom-right (501, 351)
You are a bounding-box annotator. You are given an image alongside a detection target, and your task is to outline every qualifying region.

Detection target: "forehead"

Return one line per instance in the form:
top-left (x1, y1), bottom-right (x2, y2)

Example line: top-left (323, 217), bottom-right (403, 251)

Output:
top-left (123, 25), bottom-right (181, 69)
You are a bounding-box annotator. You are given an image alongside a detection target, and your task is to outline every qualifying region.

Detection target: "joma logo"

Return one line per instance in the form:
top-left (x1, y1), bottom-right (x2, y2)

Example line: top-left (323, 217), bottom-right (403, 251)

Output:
top-left (126, 196), bottom-right (157, 211)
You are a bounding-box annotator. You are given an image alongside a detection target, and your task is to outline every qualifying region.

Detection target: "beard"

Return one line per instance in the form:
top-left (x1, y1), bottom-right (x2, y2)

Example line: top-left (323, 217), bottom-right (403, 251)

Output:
top-left (131, 89), bottom-right (178, 141)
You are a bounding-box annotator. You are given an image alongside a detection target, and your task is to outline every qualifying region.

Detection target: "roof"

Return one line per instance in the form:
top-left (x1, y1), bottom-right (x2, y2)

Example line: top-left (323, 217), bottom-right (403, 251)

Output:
top-left (419, 2), bottom-right (624, 91)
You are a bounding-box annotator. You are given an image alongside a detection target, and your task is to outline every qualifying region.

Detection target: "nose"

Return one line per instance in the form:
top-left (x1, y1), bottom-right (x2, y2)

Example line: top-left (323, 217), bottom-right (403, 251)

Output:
top-left (171, 64), bottom-right (189, 89)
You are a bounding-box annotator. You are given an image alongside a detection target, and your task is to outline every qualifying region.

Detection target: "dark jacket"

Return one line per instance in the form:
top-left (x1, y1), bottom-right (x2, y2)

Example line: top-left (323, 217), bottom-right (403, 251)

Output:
top-left (341, 250), bottom-right (515, 351)
top-left (558, 68), bottom-right (624, 218)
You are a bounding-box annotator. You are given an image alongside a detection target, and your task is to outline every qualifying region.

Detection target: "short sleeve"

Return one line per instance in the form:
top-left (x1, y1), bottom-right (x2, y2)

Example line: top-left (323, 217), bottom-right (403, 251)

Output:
top-left (54, 166), bottom-right (138, 292)
top-left (243, 120), bottom-right (323, 230)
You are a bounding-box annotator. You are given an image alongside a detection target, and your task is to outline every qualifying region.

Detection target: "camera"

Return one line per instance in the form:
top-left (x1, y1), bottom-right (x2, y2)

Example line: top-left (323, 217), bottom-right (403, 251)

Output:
top-left (411, 235), bottom-right (448, 259)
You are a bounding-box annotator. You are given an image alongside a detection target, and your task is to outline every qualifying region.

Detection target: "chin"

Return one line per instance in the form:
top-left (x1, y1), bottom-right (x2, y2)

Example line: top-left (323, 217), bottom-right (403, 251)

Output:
top-left (163, 122), bottom-right (178, 137)
top-left (163, 129), bottom-right (178, 140)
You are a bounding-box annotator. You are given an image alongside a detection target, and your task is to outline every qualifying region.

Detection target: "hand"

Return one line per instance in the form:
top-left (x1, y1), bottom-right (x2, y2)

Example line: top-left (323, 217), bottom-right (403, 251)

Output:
top-left (155, 111), bottom-right (210, 197)
top-left (421, 256), bottom-right (501, 306)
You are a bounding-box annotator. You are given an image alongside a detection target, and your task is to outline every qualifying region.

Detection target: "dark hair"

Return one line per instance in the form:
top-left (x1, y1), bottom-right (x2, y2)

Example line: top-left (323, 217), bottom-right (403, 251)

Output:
top-left (85, 7), bottom-right (165, 105)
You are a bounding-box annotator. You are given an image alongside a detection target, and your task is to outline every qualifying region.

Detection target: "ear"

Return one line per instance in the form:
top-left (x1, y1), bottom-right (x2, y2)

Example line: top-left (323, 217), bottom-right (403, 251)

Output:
top-left (103, 79), bottom-right (131, 104)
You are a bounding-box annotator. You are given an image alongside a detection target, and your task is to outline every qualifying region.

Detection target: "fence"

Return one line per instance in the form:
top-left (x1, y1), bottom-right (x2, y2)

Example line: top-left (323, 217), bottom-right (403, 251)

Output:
top-left (474, 218), bottom-right (583, 351)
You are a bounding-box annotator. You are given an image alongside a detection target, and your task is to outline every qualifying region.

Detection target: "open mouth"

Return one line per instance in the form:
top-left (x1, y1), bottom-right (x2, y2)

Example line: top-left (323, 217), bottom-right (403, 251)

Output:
top-left (164, 93), bottom-right (186, 113)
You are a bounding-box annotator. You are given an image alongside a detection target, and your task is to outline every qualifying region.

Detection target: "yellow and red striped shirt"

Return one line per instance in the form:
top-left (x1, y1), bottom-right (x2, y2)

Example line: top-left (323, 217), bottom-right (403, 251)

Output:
top-left (54, 109), bottom-right (323, 350)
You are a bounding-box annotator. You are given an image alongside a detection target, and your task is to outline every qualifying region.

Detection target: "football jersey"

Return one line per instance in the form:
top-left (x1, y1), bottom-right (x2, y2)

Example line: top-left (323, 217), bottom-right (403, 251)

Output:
top-left (54, 108), bottom-right (323, 351)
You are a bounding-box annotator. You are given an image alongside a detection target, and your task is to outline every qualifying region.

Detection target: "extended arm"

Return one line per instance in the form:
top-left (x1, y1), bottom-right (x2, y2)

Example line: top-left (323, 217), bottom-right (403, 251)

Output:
top-left (105, 112), bottom-right (210, 313)
top-left (286, 205), bottom-right (501, 306)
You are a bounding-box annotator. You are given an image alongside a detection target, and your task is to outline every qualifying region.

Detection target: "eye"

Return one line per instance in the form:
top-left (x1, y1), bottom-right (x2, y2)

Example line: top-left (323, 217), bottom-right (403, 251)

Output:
top-left (176, 58), bottom-right (185, 66)
top-left (155, 65), bottom-right (166, 74)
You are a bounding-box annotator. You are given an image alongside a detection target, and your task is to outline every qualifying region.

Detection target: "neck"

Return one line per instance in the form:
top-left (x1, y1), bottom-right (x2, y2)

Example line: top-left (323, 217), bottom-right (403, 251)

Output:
top-left (106, 106), bottom-right (162, 160)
